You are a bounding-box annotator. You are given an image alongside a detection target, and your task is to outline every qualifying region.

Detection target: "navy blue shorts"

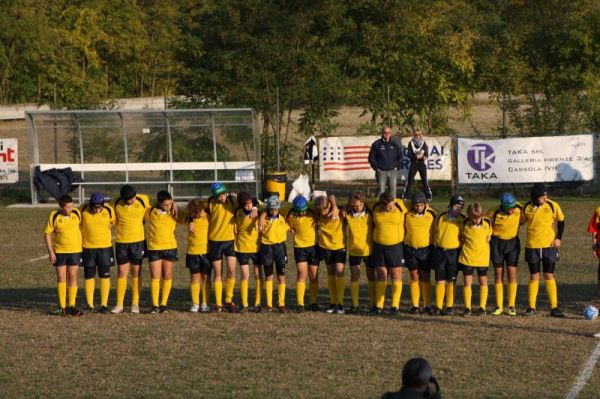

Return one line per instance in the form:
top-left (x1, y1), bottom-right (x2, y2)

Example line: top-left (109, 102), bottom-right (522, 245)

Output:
top-left (260, 243), bottom-right (287, 276)
top-left (316, 246), bottom-right (347, 265)
top-left (370, 242), bottom-right (404, 268)
top-left (431, 246), bottom-right (459, 282)
top-left (525, 247), bottom-right (558, 274)
top-left (490, 236), bottom-right (520, 267)
top-left (82, 247), bottom-right (115, 268)
top-left (236, 252), bottom-right (260, 266)
top-left (404, 245), bottom-right (432, 271)
top-left (208, 240), bottom-right (235, 261)
top-left (186, 254), bottom-right (212, 274)
top-left (349, 255), bottom-right (370, 267)
top-left (115, 241), bottom-right (145, 265)
top-left (294, 246), bottom-right (318, 265)
top-left (460, 265), bottom-right (488, 277)
top-left (54, 252), bottom-right (83, 267)
top-left (148, 249), bottom-right (178, 262)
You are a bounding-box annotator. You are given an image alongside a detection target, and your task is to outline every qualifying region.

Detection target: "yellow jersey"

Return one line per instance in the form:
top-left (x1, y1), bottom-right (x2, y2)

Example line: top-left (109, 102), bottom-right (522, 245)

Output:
top-left (345, 209), bottom-right (373, 256)
top-left (183, 213), bottom-right (209, 255)
top-left (372, 200), bottom-right (408, 246)
top-left (286, 209), bottom-right (317, 248)
top-left (487, 204), bottom-right (522, 240)
top-left (207, 195), bottom-right (237, 242)
top-left (43, 209), bottom-right (82, 253)
top-left (458, 217), bottom-right (492, 267)
top-left (145, 206), bottom-right (177, 250)
top-left (317, 210), bottom-right (346, 250)
top-left (261, 213), bottom-right (289, 245)
top-left (434, 211), bottom-right (466, 250)
top-left (405, 207), bottom-right (437, 249)
top-left (80, 204), bottom-right (115, 249)
top-left (522, 199), bottom-right (565, 248)
top-left (113, 194), bottom-right (151, 244)
top-left (234, 207), bottom-right (260, 253)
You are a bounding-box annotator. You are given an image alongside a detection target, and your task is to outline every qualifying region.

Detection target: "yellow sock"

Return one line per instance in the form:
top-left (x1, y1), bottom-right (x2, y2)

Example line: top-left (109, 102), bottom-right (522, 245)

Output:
top-left (480, 285), bottom-right (489, 309)
top-left (463, 286), bottom-right (472, 309)
top-left (435, 283), bottom-right (445, 310)
top-left (336, 277), bottom-right (345, 306)
top-left (327, 275), bottom-right (337, 304)
top-left (160, 279), bottom-right (172, 306)
top-left (201, 281), bottom-right (209, 305)
top-left (446, 282), bottom-right (455, 308)
top-left (214, 280), bottom-right (223, 307)
top-left (57, 282), bottom-right (67, 309)
top-left (225, 278), bottom-right (235, 303)
top-left (150, 278), bottom-right (160, 307)
top-left (391, 281), bottom-right (402, 308)
top-left (375, 281), bottom-right (386, 309)
top-left (368, 281), bottom-right (376, 306)
top-left (278, 283), bottom-right (286, 307)
top-left (296, 281), bottom-right (306, 307)
top-left (495, 283), bottom-right (504, 309)
top-left (254, 278), bottom-right (262, 306)
top-left (67, 285), bottom-right (78, 307)
top-left (528, 280), bottom-right (539, 309)
top-left (421, 281), bottom-right (432, 307)
top-left (309, 280), bottom-right (319, 304)
top-left (131, 276), bottom-right (140, 306)
top-left (410, 280), bottom-right (420, 308)
top-left (100, 278), bottom-right (110, 307)
top-left (116, 277), bottom-right (127, 307)
top-left (351, 281), bottom-right (359, 308)
top-left (84, 278), bottom-right (95, 307)
top-left (240, 279), bottom-right (249, 307)
top-left (265, 279), bottom-right (273, 307)
top-left (508, 282), bottom-right (518, 308)
top-left (545, 279), bottom-right (558, 309)
top-left (190, 282), bottom-right (200, 305)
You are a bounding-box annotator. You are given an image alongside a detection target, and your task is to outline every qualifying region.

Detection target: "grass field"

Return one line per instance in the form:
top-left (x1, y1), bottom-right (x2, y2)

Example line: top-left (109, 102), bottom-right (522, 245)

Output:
top-left (1, 198), bottom-right (600, 398)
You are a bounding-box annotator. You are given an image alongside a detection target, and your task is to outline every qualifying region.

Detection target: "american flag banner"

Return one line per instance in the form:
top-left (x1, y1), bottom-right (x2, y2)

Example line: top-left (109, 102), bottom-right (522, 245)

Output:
top-left (319, 136), bottom-right (375, 181)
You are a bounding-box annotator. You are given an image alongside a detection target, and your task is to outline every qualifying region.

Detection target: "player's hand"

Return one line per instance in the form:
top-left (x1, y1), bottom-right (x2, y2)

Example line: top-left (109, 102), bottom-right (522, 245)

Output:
top-left (552, 238), bottom-right (561, 248)
top-left (171, 202), bottom-right (178, 218)
top-left (250, 207), bottom-right (258, 218)
top-left (188, 223), bottom-right (195, 234)
top-left (330, 206), bottom-right (339, 221)
top-left (258, 212), bottom-right (267, 233)
top-left (48, 251), bottom-right (57, 264)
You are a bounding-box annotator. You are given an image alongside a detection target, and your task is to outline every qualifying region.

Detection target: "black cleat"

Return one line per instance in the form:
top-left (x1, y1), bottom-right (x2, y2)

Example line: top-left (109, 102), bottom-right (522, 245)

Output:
top-left (432, 307), bottom-right (443, 316)
top-left (390, 307), bottom-right (401, 315)
top-left (68, 307), bottom-right (83, 317)
top-left (370, 307), bottom-right (383, 316)
top-left (238, 306), bottom-right (249, 313)
top-left (278, 306), bottom-right (287, 314)
top-left (461, 308), bottom-right (472, 317)
top-left (99, 306), bottom-right (110, 314)
top-left (85, 305), bottom-right (95, 313)
top-left (159, 306), bottom-right (169, 314)
top-left (475, 307), bottom-right (487, 316)
top-left (296, 305), bottom-right (305, 313)
top-left (525, 307), bottom-right (537, 316)
top-left (253, 305), bottom-right (262, 313)
top-left (212, 305), bottom-right (223, 313)
top-left (309, 303), bottom-right (321, 312)
top-left (326, 304), bottom-right (337, 314)
top-left (550, 307), bottom-right (565, 318)
top-left (442, 307), bottom-right (454, 316)
top-left (149, 306), bottom-right (160, 314)
top-left (224, 302), bottom-right (238, 313)
top-left (409, 306), bottom-right (420, 315)
top-left (349, 306), bottom-right (360, 314)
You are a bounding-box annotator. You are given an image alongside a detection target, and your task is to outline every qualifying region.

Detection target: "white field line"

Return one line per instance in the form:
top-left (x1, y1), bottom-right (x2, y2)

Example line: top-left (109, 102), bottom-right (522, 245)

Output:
top-left (565, 341), bottom-right (600, 399)
top-left (28, 255), bottom-right (47, 263)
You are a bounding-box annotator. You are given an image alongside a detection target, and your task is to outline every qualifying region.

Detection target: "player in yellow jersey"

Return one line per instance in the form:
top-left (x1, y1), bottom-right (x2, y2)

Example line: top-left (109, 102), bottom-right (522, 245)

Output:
top-left (111, 185), bottom-right (152, 314)
top-left (207, 182), bottom-right (256, 312)
top-left (234, 192), bottom-right (261, 312)
top-left (259, 195), bottom-right (290, 312)
top-left (522, 183), bottom-right (565, 317)
top-left (182, 198), bottom-right (211, 313)
top-left (431, 194), bottom-right (466, 316)
top-left (586, 206), bottom-right (600, 298)
top-left (404, 191), bottom-right (436, 315)
top-left (342, 191), bottom-right (373, 313)
top-left (488, 193), bottom-right (523, 316)
top-left (315, 195), bottom-right (346, 314)
top-left (43, 194), bottom-right (83, 316)
top-left (458, 203), bottom-right (492, 317)
top-left (371, 191), bottom-right (408, 315)
top-left (145, 191), bottom-right (178, 314)
top-left (287, 196), bottom-right (318, 312)
top-left (80, 192), bottom-right (115, 314)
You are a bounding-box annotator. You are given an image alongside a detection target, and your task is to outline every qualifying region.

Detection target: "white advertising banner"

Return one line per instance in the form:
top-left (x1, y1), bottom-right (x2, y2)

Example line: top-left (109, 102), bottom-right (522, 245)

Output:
top-left (319, 135), bottom-right (452, 181)
top-left (0, 138), bottom-right (18, 183)
top-left (457, 135), bottom-right (594, 184)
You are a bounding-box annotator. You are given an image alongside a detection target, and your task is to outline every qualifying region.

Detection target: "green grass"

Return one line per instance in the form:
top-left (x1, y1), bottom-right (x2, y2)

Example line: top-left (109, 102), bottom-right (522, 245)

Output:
top-left (1, 199), bottom-right (600, 398)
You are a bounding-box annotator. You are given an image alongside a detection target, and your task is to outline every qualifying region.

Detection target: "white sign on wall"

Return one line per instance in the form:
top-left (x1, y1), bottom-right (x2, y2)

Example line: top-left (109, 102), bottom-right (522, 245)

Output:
top-left (457, 135), bottom-right (594, 184)
top-left (0, 138), bottom-right (18, 183)
top-left (318, 135), bottom-right (452, 181)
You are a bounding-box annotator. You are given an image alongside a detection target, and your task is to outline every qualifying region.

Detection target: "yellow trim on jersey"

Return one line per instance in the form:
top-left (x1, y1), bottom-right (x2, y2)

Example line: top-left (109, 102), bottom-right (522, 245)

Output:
top-left (487, 203), bottom-right (522, 240)
top-left (43, 209), bottom-right (82, 253)
top-left (405, 207), bottom-right (436, 249)
top-left (522, 199), bottom-right (565, 248)
top-left (234, 207), bottom-right (260, 253)
top-left (458, 217), bottom-right (492, 267)
top-left (261, 214), bottom-right (289, 245)
top-left (317, 211), bottom-right (346, 250)
top-left (146, 206), bottom-right (177, 250)
top-left (113, 194), bottom-right (151, 244)
top-left (80, 204), bottom-right (115, 248)
top-left (372, 200), bottom-right (408, 246)
top-left (207, 195), bottom-right (237, 242)
top-left (346, 209), bottom-right (373, 256)
top-left (286, 209), bottom-right (317, 248)
top-left (434, 211), bottom-right (466, 250)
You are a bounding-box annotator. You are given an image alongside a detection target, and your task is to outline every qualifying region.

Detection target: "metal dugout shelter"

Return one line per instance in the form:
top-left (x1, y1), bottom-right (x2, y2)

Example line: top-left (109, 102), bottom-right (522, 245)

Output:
top-left (27, 109), bottom-right (261, 204)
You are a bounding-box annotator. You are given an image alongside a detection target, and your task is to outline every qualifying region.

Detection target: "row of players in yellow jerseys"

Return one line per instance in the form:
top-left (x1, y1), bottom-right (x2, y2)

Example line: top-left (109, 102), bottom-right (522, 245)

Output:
top-left (43, 181), bottom-right (565, 317)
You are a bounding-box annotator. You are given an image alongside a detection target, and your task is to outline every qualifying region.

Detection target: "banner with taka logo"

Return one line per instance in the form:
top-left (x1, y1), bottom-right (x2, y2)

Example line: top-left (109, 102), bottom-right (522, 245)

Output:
top-left (319, 136), bottom-right (452, 181)
top-left (457, 135), bottom-right (594, 184)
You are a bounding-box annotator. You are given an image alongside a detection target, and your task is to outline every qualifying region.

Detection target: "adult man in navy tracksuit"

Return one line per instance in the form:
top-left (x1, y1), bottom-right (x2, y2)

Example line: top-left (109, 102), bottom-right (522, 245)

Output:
top-left (368, 126), bottom-right (403, 197)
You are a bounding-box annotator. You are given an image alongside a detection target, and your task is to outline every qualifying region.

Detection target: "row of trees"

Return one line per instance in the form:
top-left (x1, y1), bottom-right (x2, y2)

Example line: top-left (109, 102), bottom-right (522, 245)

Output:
top-left (2, 0), bottom-right (600, 170)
